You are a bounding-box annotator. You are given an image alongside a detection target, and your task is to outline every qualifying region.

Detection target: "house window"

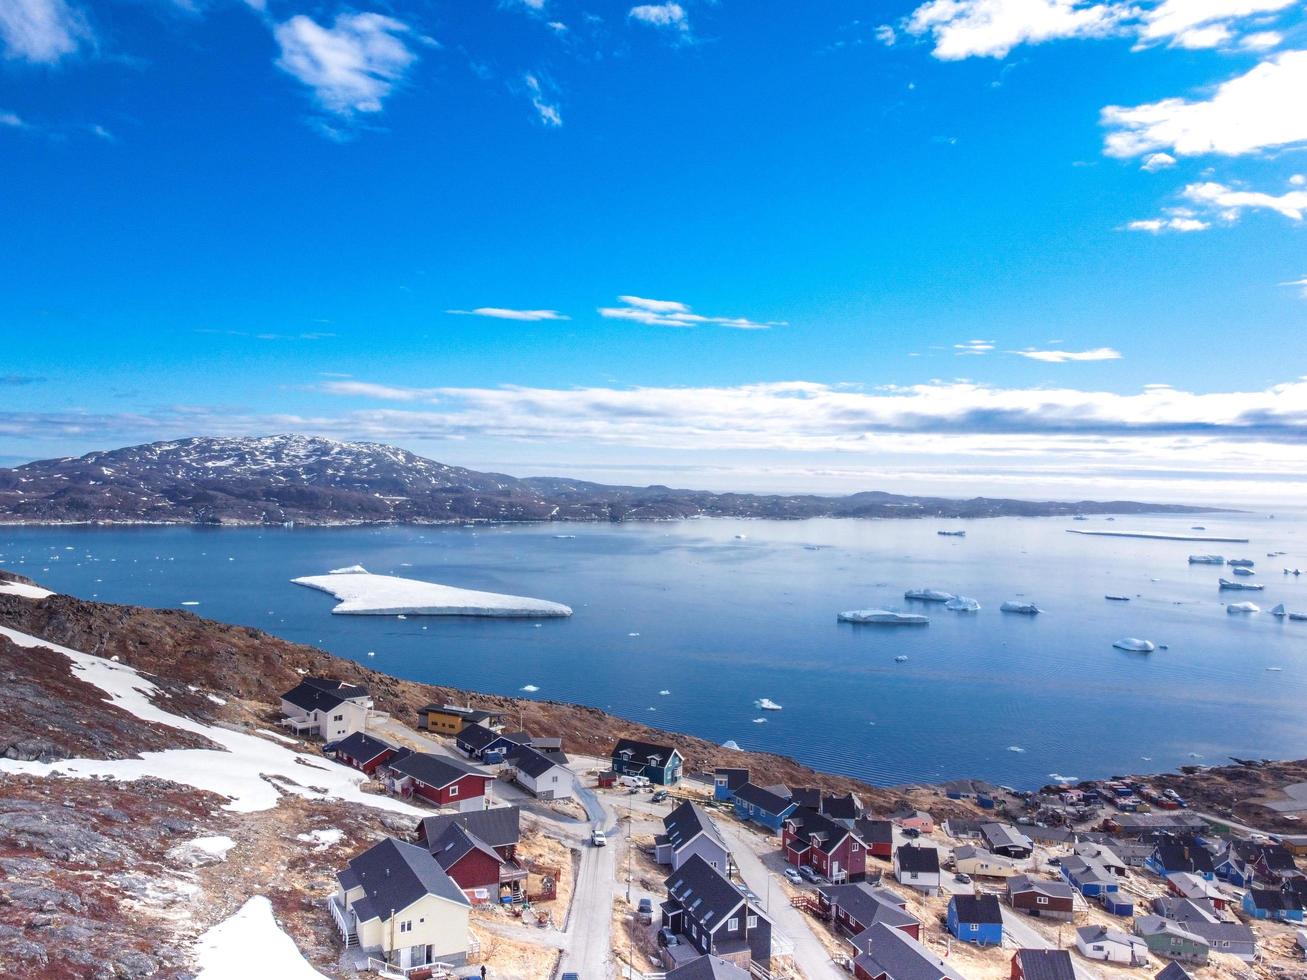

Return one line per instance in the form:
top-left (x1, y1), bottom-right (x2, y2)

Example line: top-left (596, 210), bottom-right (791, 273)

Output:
top-left (747, 915), bottom-right (758, 928)
top-left (1036, 897), bottom-right (1049, 905)
top-left (728, 918), bottom-right (739, 932)
top-left (399, 920), bottom-right (413, 934)
top-left (449, 785), bottom-right (459, 797)
top-left (333, 714), bottom-right (344, 722)
top-left (852, 843), bottom-right (859, 852)
top-left (969, 924), bottom-right (979, 933)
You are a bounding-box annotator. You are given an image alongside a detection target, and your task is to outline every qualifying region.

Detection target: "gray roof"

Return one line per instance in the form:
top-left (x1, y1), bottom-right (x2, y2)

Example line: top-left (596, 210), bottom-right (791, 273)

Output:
top-left (1077, 926), bottom-right (1144, 950)
top-left (664, 854), bottom-right (747, 932)
top-left (330, 731), bottom-right (396, 764)
top-left (613, 738), bottom-right (679, 767)
top-left (388, 751), bottom-right (486, 789)
top-left (1014, 949), bottom-right (1076, 980)
top-left (1061, 855), bottom-right (1116, 886)
top-left (895, 845), bottom-right (939, 874)
top-left (281, 676), bottom-right (368, 712)
top-left (851, 922), bottom-right (968, 980)
top-left (509, 744), bottom-right (564, 779)
top-left (457, 723), bottom-right (527, 753)
top-left (1182, 920), bottom-right (1255, 948)
top-left (338, 837), bottom-right (469, 920)
top-left (1008, 874), bottom-right (1074, 900)
top-left (666, 955), bottom-right (750, 980)
top-left (982, 823), bottom-right (1033, 851)
top-left (951, 894), bottom-right (1002, 925)
top-left (820, 883), bottom-right (917, 932)
top-left (734, 782), bottom-right (794, 815)
top-left (1135, 916), bottom-right (1205, 945)
top-left (1155, 964), bottom-right (1194, 980)
top-left (419, 806), bottom-right (521, 851)
top-left (429, 823), bottom-right (504, 874)
top-left (715, 767), bottom-right (750, 791)
top-left (664, 801), bottom-right (727, 855)
top-left (1151, 897), bottom-right (1219, 924)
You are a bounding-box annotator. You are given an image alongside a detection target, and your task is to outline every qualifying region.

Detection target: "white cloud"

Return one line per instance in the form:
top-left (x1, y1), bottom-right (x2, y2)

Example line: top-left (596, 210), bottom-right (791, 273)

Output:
top-left (1102, 50), bottom-right (1307, 158)
top-left (629, 3), bottom-right (689, 32)
top-left (0, 110), bottom-right (25, 128)
top-left (1141, 152), bottom-right (1177, 172)
top-left (876, 24), bottom-right (898, 45)
top-left (274, 13), bottom-right (417, 117)
top-left (954, 339), bottom-right (995, 355)
top-left (446, 307), bottom-right (570, 321)
top-left (1014, 347), bottom-right (1123, 362)
top-left (1138, 0), bottom-right (1296, 47)
top-left (905, 0), bottom-right (1123, 60)
top-left (1124, 216), bottom-right (1211, 233)
top-left (1281, 276), bottom-right (1307, 298)
top-left (317, 381), bottom-right (442, 401)
top-left (0, 0), bottom-right (90, 64)
top-left (1239, 30), bottom-right (1282, 50)
top-left (598, 295), bottom-right (783, 330)
top-left (523, 73), bottom-right (562, 127)
top-left (1182, 180), bottom-right (1307, 221)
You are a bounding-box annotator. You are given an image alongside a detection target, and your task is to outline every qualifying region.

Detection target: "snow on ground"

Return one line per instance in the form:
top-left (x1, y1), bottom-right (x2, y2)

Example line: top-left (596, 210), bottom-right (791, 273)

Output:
top-left (295, 828), bottom-right (344, 851)
top-left (168, 835), bottom-right (238, 866)
top-left (0, 625), bottom-right (423, 817)
top-left (193, 896), bottom-right (328, 979)
top-left (0, 578), bottom-right (54, 600)
top-left (292, 565), bottom-right (572, 618)
top-left (256, 727), bottom-right (300, 744)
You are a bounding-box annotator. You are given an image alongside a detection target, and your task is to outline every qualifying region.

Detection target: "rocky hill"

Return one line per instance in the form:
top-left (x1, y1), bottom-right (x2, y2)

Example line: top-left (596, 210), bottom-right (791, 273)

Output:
top-left (0, 434), bottom-right (1213, 525)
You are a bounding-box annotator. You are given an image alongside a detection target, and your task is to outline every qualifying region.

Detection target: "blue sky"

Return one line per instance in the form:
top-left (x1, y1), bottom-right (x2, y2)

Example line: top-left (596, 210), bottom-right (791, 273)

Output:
top-left (2, 0), bottom-right (1306, 502)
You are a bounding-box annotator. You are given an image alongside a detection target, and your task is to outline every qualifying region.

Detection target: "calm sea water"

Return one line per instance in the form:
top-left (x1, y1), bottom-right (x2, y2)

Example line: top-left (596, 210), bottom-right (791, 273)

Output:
top-left (3, 512), bottom-right (1306, 789)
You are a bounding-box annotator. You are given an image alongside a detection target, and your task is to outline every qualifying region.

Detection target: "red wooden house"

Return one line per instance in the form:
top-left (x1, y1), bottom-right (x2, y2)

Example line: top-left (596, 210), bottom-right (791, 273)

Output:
top-left (783, 808), bottom-right (867, 883)
top-left (385, 752), bottom-right (493, 810)
top-left (329, 732), bottom-right (402, 775)
top-left (418, 807), bottom-right (526, 900)
top-left (854, 818), bottom-right (895, 860)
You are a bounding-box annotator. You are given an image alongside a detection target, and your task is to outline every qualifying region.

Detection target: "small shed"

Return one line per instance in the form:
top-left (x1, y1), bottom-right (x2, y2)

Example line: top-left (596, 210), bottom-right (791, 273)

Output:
top-left (1100, 891), bottom-right (1135, 917)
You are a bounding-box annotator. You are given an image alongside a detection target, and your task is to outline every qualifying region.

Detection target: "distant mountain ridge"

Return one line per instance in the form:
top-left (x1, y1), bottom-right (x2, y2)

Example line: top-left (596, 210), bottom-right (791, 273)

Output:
top-left (0, 434), bottom-right (1215, 525)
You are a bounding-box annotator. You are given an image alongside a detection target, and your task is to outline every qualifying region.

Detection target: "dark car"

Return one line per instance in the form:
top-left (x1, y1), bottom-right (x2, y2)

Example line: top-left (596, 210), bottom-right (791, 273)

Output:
top-left (651, 790), bottom-right (669, 803)
top-left (657, 927), bottom-right (680, 948)
top-left (902, 827), bottom-right (921, 839)
top-left (638, 897), bottom-right (654, 914)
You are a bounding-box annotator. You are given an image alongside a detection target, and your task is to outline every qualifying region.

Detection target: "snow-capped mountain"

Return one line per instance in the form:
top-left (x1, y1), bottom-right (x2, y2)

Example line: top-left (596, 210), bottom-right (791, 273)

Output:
top-left (0, 434), bottom-right (1206, 525)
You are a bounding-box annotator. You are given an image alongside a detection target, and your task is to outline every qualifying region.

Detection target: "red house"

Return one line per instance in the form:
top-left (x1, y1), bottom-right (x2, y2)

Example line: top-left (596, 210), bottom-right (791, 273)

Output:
top-left (422, 809), bottom-right (529, 902)
top-left (854, 818), bottom-right (895, 860)
top-left (385, 751), bottom-right (493, 810)
top-left (783, 807), bottom-right (867, 883)
top-left (329, 732), bottom-right (402, 775)
top-left (819, 882), bottom-right (919, 940)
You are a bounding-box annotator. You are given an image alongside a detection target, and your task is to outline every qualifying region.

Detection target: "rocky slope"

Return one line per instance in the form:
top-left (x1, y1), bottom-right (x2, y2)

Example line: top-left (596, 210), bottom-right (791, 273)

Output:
top-left (0, 434), bottom-right (1212, 525)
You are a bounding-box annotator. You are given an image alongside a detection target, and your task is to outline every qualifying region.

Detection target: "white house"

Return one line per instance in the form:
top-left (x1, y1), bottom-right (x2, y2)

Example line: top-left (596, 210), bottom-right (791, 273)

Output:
top-left (506, 745), bottom-right (574, 801)
top-left (279, 676), bottom-right (372, 741)
top-left (1076, 926), bottom-right (1149, 966)
top-left (330, 838), bottom-right (472, 972)
top-left (893, 845), bottom-right (941, 896)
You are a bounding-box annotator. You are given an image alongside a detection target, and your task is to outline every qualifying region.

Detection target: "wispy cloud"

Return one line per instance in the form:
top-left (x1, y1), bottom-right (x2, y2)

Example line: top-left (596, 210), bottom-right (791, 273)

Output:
top-left (1124, 215), bottom-right (1210, 233)
top-left (954, 339), bottom-right (995, 356)
top-left (598, 296), bottom-right (783, 330)
top-left (1140, 152), bottom-right (1176, 173)
top-left (0, 0), bottom-right (91, 65)
top-left (446, 307), bottom-right (570, 321)
top-left (0, 110), bottom-right (26, 128)
top-left (0, 375), bottom-right (46, 386)
top-left (1137, 0), bottom-right (1296, 50)
top-left (1182, 180), bottom-right (1307, 221)
top-left (1281, 276), bottom-right (1307, 298)
top-left (905, 0), bottom-right (1123, 61)
top-left (629, 3), bottom-right (689, 34)
top-left (316, 380), bottom-right (441, 401)
top-left (523, 73), bottom-right (562, 127)
top-left (1013, 347), bottom-right (1122, 363)
top-left (273, 12), bottom-right (419, 118)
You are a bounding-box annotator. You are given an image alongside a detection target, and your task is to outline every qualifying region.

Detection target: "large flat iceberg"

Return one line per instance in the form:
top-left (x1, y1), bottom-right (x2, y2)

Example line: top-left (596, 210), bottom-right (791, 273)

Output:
top-left (839, 609), bottom-right (929, 625)
top-left (292, 566), bottom-right (572, 618)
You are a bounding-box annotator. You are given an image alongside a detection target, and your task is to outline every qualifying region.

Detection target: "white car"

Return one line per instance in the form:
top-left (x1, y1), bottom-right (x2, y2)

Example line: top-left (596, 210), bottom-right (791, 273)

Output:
top-left (591, 829), bottom-right (607, 847)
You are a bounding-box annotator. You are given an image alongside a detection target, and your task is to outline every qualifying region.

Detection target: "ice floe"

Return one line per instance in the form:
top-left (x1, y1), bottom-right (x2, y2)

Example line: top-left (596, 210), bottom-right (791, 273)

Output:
top-left (1219, 578), bottom-right (1264, 591)
top-left (755, 698), bottom-right (783, 711)
top-left (292, 566), bottom-right (571, 618)
top-left (1226, 601), bottom-right (1260, 614)
top-left (1000, 601), bottom-right (1041, 614)
top-left (1113, 637), bottom-right (1156, 652)
top-left (839, 609), bottom-right (929, 625)
top-left (521, 684), bottom-right (540, 692)
top-left (904, 588), bottom-right (954, 602)
top-left (944, 595), bottom-right (981, 612)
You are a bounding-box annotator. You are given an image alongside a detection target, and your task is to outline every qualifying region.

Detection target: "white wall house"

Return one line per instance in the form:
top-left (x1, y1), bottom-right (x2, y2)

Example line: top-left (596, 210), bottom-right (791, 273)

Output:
top-left (508, 746), bottom-right (575, 801)
top-left (280, 677), bottom-right (373, 741)
top-left (1076, 926), bottom-right (1149, 966)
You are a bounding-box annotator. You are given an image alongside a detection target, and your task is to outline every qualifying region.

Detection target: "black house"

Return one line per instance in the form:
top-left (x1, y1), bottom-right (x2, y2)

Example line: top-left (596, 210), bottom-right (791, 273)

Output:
top-left (662, 855), bottom-right (772, 971)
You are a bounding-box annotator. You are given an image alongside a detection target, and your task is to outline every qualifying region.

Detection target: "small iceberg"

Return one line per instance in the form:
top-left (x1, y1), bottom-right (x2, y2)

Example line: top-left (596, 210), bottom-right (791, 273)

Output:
top-left (839, 609), bottom-right (930, 625)
top-left (658, 689), bottom-right (671, 696)
top-left (937, 529), bottom-right (966, 537)
top-left (734, 534), bottom-right (748, 540)
top-left (553, 534), bottom-right (576, 539)
top-left (1267, 666), bottom-right (1283, 672)
top-left (1000, 601), bottom-right (1041, 614)
top-left (1105, 595), bottom-right (1131, 601)
top-left (904, 588), bottom-right (954, 602)
top-left (1007, 746), bottom-right (1026, 753)
top-left (944, 595), bottom-right (981, 612)
top-left (329, 564), bottom-right (369, 574)
top-left (722, 740), bottom-right (741, 751)
top-left (1232, 567), bottom-right (1255, 577)
top-left (1227, 558), bottom-right (1254, 567)
top-left (894, 655), bottom-right (909, 663)
top-left (521, 684), bottom-right (540, 692)
top-left (1271, 604), bottom-right (1287, 617)
top-left (181, 601), bottom-right (200, 606)
top-left (1226, 601), bottom-right (1260, 614)
top-left (1188, 555), bottom-right (1225, 564)
top-left (1113, 637), bottom-right (1156, 652)
top-left (1219, 578), bottom-right (1264, 591)
top-left (396, 614), bottom-right (407, 620)
top-left (755, 698), bottom-right (783, 711)
top-left (752, 717), bottom-right (767, 724)
top-left (1290, 612), bottom-right (1307, 621)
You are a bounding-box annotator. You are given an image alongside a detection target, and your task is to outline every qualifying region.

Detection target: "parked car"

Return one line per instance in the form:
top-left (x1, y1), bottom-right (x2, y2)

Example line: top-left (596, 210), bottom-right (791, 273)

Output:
top-left (954, 873), bottom-right (971, 884)
top-left (799, 865), bottom-right (822, 883)
top-left (902, 828), bottom-right (921, 839)
top-left (637, 897), bottom-right (653, 923)
top-left (783, 868), bottom-right (803, 884)
top-left (651, 790), bottom-right (669, 803)
top-left (657, 927), bottom-right (680, 948)
top-left (591, 829), bottom-right (607, 847)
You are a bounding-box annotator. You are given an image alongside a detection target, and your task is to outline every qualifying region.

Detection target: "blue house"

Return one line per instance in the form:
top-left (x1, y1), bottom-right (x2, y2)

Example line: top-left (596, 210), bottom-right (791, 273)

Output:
top-left (1061, 856), bottom-right (1119, 898)
top-left (611, 738), bottom-right (683, 786)
top-left (947, 894), bottom-right (1003, 946)
top-left (1213, 849), bottom-right (1252, 888)
top-left (1099, 891), bottom-right (1135, 917)
top-left (1147, 842), bottom-right (1215, 882)
top-left (733, 782), bottom-right (796, 831)
top-left (1242, 889), bottom-right (1305, 922)
top-left (714, 767), bottom-right (750, 803)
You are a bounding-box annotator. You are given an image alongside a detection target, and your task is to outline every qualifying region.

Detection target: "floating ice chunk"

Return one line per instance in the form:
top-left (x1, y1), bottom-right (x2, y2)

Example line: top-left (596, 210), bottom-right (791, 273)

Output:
top-left (1113, 637), bottom-right (1156, 652)
top-left (894, 655), bottom-right (909, 663)
top-left (1271, 603), bottom-right (1287, 617)
top-left (1219, 578), bottom-right (1264, 591)
top-left (1048, 773), bottom-right (1077, 783)
top-left (904, 588), bottom-right (954, 602)
top-left (755, 698), bottom-right (783, 711)
top-left (944, 595), bottom-right (981, 612)
top-left (1267, 666), bottom-right (1283, 671)
top-left (1226, 601), bottom-right (1260, 614)
top-left (658, 690), bottom-right (671, 696)
top-left (721, 740), bottom-right (741, 750)
top-left (1007, 746), bottom-right (1026, 753)
top-left (628, 632), bottom-right (640, 637)
top-left (521, 684), bottom-right (540, 692)
top-left (1000, 601), bottom-right (1041, 614)
top-left (752, 717), bottom-right (767, 724)
top-left (839, 609), bottom-right (929, 625)
top-left (553, 534), bottom-right (576, 539)
top-left (292, 568), bottom-right (572, 618)
top-left (181, 601), bottom-right (200, 606)
top-left (1188, 555), bottom-right (1224, 564)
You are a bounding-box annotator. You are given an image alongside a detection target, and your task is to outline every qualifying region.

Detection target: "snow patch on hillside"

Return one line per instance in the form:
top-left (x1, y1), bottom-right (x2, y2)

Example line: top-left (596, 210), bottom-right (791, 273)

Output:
top-left (194, 896), bottom-right (329, 979)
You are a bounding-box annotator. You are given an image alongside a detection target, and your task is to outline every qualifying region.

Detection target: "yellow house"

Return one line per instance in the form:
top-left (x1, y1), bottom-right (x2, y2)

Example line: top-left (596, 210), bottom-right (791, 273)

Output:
top-left (330, 838), bottom-right (472, 971)
top-left (417, 702), bottom-right (504, 736)
top-left (952, 845), bottom-right (1020, 879)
